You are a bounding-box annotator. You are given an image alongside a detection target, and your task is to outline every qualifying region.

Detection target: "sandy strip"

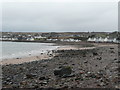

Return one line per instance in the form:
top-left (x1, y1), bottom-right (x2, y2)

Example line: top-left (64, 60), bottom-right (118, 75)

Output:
top-left (1, 52), bottom-right (55, 65)
top-left (57, 45), bottom-right (96, 50)
top-left (1, 45), bottom-right (97, 65)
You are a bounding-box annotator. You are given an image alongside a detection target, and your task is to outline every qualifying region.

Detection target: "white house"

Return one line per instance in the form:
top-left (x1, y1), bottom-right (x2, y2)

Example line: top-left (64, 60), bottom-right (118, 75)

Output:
top-left (34, 36), bottom-right (46, 39)
top-left (27, 37), bottom-right (34, 41)
top-left (87, 37), bottom-right (118, 43)
top-left (87, 38), bottom-right (97, 42)
top-left (98, 37), bottom-right (104, 42)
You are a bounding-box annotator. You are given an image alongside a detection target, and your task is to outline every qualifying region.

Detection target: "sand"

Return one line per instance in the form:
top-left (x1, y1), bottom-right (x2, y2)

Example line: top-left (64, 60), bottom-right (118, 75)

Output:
top-left (1, 45), bottom-right (97, 65)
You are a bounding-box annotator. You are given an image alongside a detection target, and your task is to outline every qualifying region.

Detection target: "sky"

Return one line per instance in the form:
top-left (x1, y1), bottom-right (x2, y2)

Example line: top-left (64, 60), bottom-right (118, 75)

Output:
top-left (2, 1), bottom-right (118, 32)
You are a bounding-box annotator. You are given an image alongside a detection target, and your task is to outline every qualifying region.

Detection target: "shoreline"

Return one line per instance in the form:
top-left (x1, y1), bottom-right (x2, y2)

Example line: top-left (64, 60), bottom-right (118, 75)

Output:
top-left (2, 43), bottom-right (119, 88)
top-left (1, 47), bottom-right (59, 65)
top-left (1, 42), bottom-right (118, 65)
top-left (1, 45), bottom-right (96, 65)
top-left (1, 42), bottom-right (59, 65)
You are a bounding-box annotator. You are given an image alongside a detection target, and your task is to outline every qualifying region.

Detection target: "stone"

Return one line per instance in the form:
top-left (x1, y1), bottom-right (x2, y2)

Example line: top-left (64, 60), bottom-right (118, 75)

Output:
top-left (115, 61), bottom-right (120, 63)
top-left (25, 73), bottom-right (37, 79)
top-left (110, 48), bottom-right (114, 49)
top-left (39, 81), bottom-right (47, 85)
top-left (41, 53), bottom-right (43, 55)
top-left (93, 52), bottom-right (98, 56)
top-left (6, 78), bottom-right (11, 82)
top-left (111, 51), bottom-right (115, 53)
top-left (16, 58), bottom-right (20, 59)
top-left (54, 66), bottom-right (72, 77)
top-left (39, 77), bottom-right (46, 80)
top-left (84, 61), bottom-right (88, 63)
top-left (114, 58), bottom-right (117, 60)
top-left (97, 57), bottom-right (102, 60)
top-left (32, 84), bottom-right (39, 88)
top-left (12, 84), bottom-right (19, 88)
top-left (20, 81), bottom-right (27, 85)
top-left (75, 77), bottom-right (83, 81)
top-left (62, 74), bottom-right (75, 78)
top-left (99, 82), bottom-right (106, 86)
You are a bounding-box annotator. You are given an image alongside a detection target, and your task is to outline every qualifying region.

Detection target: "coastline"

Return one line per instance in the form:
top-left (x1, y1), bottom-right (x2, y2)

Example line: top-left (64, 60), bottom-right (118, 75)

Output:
top-left (1, 52), bottom-right (55, 65)
top-left (1, 42), bottom-right (117, 65)
top-left (2, 42), bottom-right (119, 88)
top-left (1, 42), bottom-right (59, 65)
top-left (1, 44), bottom-right (96, 65)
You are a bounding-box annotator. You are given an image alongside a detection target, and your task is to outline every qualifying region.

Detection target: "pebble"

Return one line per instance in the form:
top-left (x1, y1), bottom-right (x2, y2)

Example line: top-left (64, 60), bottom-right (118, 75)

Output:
top-left (39, 77), bottom-right (46, 80)
top-left (2, 45), bottom-right (118, 88)
top-left (25, 73), bottom-right (37, 79)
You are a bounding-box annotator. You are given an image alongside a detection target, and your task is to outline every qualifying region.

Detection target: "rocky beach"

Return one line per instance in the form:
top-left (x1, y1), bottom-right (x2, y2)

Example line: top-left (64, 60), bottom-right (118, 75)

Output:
top-left (2, 42), bottom-right (119, 89)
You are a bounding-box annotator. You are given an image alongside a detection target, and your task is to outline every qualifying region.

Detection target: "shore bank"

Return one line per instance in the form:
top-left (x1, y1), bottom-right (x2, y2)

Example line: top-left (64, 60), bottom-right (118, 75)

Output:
top-left (1, 45), bottom-right (96, 65)
top-left (1, 42), bottom-right (97, 65)
top-left (2, 42), bottom-right (119, 89)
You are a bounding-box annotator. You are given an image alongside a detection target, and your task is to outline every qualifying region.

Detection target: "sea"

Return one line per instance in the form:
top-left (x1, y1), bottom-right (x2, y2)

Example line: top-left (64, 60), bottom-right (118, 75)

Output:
top-left (0, 41), bottom-right (59, 60)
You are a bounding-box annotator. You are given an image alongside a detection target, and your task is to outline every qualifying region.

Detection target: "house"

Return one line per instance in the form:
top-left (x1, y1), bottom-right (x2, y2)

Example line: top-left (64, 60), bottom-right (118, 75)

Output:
top-left (87, 38), bottom-right (96, 42)
top-left (87, 37), bottom-right (119, 43)
top-left (59, 38), bottom-right (81, 42)
top-left (27, 37), bottom-right (34, 41)
top-left (34, 36), bottom-right (46, 39)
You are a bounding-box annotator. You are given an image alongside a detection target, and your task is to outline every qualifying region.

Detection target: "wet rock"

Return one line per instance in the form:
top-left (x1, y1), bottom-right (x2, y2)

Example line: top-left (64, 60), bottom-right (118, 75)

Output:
top-left (12, 84), bottom-right (19, 88)
top-left (75, 77), bottom-right (83, 81)
top-left (116, 67), bottom-right (120, 72)
top-left (111, 51), bottom-right (115, 53)
top-left (97, 57), bottom-right (102, 60)
top-left (2, 81), bottom-right (7, 85)
top-left (87, 72), bottom-right (96, 78)
top-left (72, 63), bottom-right (75, 65)
top-left (54, 66), bottom-right (72, 77)
top-left (110, 48), bottom-right (114, 49)
top-left (49, 54), bottom-right (52, 56)
top-left (61, 86), bottom-right (69, 89)
top-left (20, 81), bottom-right (27, 85)
top-left (39, 77), bottom-right (46, 80)
top-left (93, 52), bottom-right (98, 56)
top-left (115, 85), bottom-right (120, 89)
top-left (6, 78), bottom-right (11, 82)
top-left (16, 58), bottom-right (20, 59)
top-left (39, 76), bottom-right (50, 81)
top-left (114, 58), bottom-right (117, 60)
top-left (62, 74), bottom-right (75, 78)
top-left (39, 81), bottom-right (47, 85)
top-left (8, 82), bottom-right (13, 84)
top-left (99, 82), bottom-right (106, 86)
top-left (84, 61), bottom-right (88, 63)
top-left (64, 62), bottom-right (68, 65)
top-left (25, 73), bottom-right (37, 79)
top-left (32, 84), bottom-right (39, 88)
top-left (97, 70), bottom-right (105, 76)
top-left (115, 61), bottom-right (120, 63)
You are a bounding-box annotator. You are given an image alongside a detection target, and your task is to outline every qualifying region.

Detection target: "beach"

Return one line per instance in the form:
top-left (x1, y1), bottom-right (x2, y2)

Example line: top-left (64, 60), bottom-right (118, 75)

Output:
top-left (1, 43), bottom-right (96, 65)
top-left (2, 42), bottom-right (119, 89)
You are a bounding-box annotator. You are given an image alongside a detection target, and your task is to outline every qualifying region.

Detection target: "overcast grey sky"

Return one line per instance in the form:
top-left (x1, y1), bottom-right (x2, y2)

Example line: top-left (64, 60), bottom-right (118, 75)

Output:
top-left (2, 2), bottom-right (118, 32)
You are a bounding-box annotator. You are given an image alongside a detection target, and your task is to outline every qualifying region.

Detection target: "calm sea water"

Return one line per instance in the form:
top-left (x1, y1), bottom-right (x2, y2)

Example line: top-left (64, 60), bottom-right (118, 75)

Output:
top-left (1, 41), bottom-right (59, 59)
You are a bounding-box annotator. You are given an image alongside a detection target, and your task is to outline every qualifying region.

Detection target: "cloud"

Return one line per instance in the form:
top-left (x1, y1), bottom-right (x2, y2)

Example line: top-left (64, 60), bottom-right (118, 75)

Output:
top-left (2, 2), bottom-right (118, 32)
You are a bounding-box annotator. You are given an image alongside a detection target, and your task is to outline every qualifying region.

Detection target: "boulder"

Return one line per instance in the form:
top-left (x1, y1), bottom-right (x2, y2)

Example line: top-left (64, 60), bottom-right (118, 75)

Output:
top-left (54, 66), bottom-right (72, 77)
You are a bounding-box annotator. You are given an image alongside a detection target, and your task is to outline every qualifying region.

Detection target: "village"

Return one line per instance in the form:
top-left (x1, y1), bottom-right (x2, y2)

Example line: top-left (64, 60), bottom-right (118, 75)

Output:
top-left (0, 31), bottom-right (120, 43)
